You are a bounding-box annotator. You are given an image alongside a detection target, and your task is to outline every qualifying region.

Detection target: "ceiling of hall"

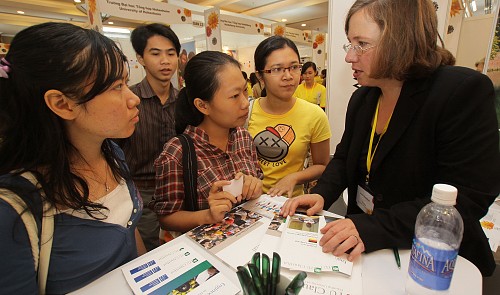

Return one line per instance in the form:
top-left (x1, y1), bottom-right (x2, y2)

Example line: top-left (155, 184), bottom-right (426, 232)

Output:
top-left (0, 0), bottom-right (329, 38)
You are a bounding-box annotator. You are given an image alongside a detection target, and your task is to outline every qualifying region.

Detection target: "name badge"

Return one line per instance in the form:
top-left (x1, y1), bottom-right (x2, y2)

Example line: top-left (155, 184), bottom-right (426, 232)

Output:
top-left (356, 184), bottom-right (375, 215)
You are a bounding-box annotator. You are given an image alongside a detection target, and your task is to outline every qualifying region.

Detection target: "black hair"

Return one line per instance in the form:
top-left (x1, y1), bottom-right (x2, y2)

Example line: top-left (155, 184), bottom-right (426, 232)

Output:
top-left (254, 36), bottom-right (300, 72)
top-left (131, 23), bottom-right (181, 57)
top-left (301, 61), bottom-right (318, 75)
top-left (0, 22), bottom-right (128, 216)
top-left (175, 51), bottom-right (241, 134)
top-left (249, 72), bottom-right (259, 87)
top-left (241, 71), bottom-right (248, 81)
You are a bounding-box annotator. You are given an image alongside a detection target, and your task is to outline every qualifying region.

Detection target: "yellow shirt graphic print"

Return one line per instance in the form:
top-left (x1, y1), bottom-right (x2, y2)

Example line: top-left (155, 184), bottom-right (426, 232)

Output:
top-left (248, 98), bottom-right (331, 197)
top-left (254, 124), bottom-right (295, 165)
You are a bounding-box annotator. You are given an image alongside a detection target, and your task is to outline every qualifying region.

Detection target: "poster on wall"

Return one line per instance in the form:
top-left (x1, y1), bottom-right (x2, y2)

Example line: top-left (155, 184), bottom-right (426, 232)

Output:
top-left (312, 31), bottom-right (326, 71)
top-left (434, 0), bottom-right (452, 38)
top-left (271, 23), bottom-right (286, 37)
top-left (204, 8), bottom-right (222, 51)
top-left (86, 0), bottom-right (103, 32)
top-left (178, 41), bottom-right (196, 88)
top-left (97, 0), bottom-right (192, 24)
top-left (443, 0), bottom-right (464, 57)
top-left (0, 43), bottom-right (9, 57)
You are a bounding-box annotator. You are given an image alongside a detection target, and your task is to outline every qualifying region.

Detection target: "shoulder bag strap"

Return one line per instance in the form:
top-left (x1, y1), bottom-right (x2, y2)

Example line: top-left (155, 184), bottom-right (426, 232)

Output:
top-left (0, 189), bottom-right (40, 269)
top-left (177, 134), bottom-right (199, 212)
top-left (21, 172), bottom-right (55, 295)
top-left (0, 172), bottom-right (55, 295)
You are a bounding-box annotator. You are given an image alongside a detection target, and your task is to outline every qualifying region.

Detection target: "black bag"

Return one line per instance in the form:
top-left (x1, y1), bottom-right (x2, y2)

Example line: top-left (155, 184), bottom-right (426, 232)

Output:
top-left (177, 134), bottom-right (198, 211)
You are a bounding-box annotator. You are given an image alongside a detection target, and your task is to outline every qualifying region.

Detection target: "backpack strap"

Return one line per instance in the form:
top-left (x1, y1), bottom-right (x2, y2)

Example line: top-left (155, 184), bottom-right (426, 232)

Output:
top-left (0, 172), bottom-right (55, 295)
top-left (177, 134), bottom-right (199, 212)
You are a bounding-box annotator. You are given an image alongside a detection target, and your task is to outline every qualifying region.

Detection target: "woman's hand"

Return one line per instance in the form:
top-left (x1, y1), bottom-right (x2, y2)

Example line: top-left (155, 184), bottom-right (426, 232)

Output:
top-left (236, 172), bottom-right (262, 201)
top-left (280, 193), bottom-right (324, 217)
top-left (267, 173), bottom-right (299, 197)
top-left (319, 219), bottom-right (365, 262)
top-left (207, 180), bottom-right (237, 224)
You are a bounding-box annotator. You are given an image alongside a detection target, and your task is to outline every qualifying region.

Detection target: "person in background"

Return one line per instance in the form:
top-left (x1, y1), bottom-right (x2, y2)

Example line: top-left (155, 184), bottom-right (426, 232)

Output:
top-left (320, 68), bottom-right (327, 87)
top-left (152, 51), bottom-right (263, 233)
top-left (242, 71), bottom-right (253, 98)
top-left (294, 61), bottom-right (328, 110)
top-left (248, 36), bottom-right (331, 198)
top-left (0, 22), bottom-right (144, 294)
top-left (281, 0), bottom-right (499, 276)
top-left (475, 57), bottom-right (485, 73)
top-left (250, 72), bottom-right (263, 99)
top-left (314, 68), bottom-right (324, 85)
top-left (117, 23), bottom-right (181, 251)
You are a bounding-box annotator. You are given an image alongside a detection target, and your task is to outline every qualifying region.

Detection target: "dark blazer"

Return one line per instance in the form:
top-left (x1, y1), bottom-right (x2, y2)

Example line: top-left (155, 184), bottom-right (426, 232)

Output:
top-left (312, 66), bottom-right (500, 276)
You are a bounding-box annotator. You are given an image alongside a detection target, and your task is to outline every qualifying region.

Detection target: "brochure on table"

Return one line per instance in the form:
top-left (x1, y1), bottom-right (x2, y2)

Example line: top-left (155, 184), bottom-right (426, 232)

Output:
top-left (186, 203), bottom-right (272, 269)
top-left (122, 243), bottom-right (239, 295)
top-left (279, 214), bottom-right (353, 276)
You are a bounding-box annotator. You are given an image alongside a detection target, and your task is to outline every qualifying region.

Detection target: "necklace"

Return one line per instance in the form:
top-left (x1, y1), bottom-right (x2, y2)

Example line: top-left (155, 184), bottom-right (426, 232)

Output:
top-left (74, 160), bottom-right (110, 192)
top-left (103, 162), bottom-right (110, 192)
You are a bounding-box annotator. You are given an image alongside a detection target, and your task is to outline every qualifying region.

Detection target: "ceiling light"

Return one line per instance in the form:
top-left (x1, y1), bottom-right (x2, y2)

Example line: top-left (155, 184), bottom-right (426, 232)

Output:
top-left (281, 19), bottom-right (287, 22)
top-left (108, 21), bottom-right (114, 24)
top-left (74, 0), bottom-right (82, 3)
top-left (301, 24), bottom-right (306, 27)
top-left (17, 11), bottom-right (25, 14)
top-left (102, 26), bottom-right (130, 34)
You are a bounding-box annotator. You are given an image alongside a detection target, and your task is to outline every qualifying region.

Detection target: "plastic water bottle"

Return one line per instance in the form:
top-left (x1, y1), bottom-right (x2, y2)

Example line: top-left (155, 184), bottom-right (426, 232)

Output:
top-left (405, 184), bottom-right (464, 295)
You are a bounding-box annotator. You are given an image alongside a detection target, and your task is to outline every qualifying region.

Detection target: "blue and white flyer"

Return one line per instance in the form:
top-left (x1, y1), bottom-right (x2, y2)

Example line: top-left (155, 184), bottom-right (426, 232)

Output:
top-left (122, 243), bottom-right (239, 295)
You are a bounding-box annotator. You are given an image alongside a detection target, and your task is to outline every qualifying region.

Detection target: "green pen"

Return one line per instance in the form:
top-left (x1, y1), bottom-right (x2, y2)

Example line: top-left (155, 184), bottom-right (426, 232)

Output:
top-left (237, 266), bottom-right (258, 295)
top-left (393, 247), bottom-right (401, 269)
top-left (252, 252), bottom-right (261, 273)
top-left (261, 253), bottom-right (271, 295)
top-left (286, 271), bottom-right (307, 295)
top-left (270, 252), bottom-right (281, 295)
top-left (236, 267), bottom-right (250, 295)
top-left (248, 263), bottom-right (264, 295)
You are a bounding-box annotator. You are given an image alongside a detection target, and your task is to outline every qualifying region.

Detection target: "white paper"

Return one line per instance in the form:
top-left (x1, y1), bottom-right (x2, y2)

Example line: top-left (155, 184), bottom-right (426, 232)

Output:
top-left (279, 214), bottom-right (353, 276)
top-left (121, 243), bottom-right (239, 295)
top-left (294, 256), bottom-right (363, 295)
top-left (481, 202), bottom-right (500, 252)
top-left (222, 177), bottom-right (243, 198)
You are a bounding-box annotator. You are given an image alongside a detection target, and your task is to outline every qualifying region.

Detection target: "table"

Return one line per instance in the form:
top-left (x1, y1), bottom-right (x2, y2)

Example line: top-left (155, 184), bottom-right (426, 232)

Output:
top-left (71, 235), bottom-right (482, 295)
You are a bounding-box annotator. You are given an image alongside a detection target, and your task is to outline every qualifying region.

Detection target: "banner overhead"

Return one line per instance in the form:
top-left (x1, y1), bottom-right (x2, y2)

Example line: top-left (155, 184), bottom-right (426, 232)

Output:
top-left (97, 0), bottom-right (192, 24)
top-left (219, 14), bottom-right (264, 35)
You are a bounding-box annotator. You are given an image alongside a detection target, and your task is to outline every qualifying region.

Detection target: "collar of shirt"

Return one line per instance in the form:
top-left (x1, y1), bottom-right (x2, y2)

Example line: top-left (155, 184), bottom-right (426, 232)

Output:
top-left (132, 77), bottom-right (179, 104)
top-left (184, 125), bottom-right (237, 152)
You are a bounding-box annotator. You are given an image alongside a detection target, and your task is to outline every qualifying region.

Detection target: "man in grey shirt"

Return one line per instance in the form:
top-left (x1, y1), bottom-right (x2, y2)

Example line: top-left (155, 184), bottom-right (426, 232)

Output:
top-left (119, 23), bottom-right (180, 251)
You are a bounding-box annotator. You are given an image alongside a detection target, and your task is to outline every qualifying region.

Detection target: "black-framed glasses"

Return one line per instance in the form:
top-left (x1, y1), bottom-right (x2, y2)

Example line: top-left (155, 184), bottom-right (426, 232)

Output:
top-left (343, 43), bottom-right (376, 56)
top-left (260, 64), bottom-right (302, 76)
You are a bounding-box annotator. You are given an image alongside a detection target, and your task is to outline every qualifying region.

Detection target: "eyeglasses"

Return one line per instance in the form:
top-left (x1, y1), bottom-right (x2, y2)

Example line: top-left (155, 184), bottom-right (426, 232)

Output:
top-left (343, 43), bottom-right (376, 56)
top-left (260, 64), bottom-right (302, 76)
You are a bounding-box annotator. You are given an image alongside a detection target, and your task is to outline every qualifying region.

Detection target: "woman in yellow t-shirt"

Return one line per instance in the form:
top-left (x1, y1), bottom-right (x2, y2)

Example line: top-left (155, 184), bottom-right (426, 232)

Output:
top-left (248, 36), bottom-right (331, 198)
top-left (294, 62), bottom-right (327, 110)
